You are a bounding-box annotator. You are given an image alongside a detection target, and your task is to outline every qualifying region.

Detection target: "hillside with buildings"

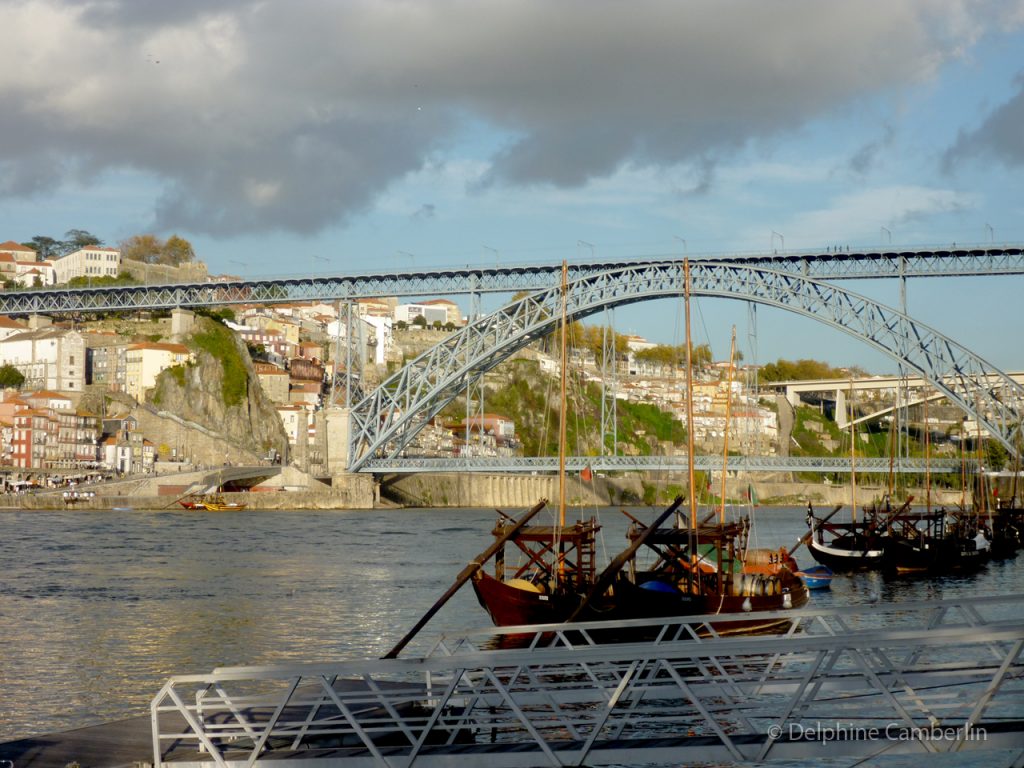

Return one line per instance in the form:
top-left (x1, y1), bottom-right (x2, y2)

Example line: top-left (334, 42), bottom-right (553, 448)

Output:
top-left (0, 235), bottom-right (983, 507)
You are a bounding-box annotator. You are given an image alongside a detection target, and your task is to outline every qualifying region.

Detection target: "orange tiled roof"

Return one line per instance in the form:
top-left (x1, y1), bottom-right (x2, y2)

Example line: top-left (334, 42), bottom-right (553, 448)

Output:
top-left (0, 240), bottom-right (34, 252)
top-left (127, 342), bottom-right (190, 354)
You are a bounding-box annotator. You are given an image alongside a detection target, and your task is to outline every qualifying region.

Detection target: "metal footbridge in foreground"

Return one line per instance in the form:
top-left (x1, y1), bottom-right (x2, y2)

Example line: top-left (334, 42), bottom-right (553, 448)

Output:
top-left (151, 594), bottom-right (1024, 767)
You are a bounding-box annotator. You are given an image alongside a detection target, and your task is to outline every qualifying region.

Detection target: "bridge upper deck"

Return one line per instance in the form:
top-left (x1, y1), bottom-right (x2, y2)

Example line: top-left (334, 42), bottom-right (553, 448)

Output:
top-left (2, 244), bottom-right (1023, 316)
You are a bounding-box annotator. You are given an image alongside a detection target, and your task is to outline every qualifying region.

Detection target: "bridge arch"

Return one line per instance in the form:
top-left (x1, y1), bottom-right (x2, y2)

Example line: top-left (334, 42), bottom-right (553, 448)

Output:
top-left (348, 261), bottom-right (1023, 471)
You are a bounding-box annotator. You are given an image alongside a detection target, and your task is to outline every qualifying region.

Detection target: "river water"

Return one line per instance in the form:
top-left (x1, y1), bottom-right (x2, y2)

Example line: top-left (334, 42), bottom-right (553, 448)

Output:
top-left (1, 504), bottom-right (1021, 748)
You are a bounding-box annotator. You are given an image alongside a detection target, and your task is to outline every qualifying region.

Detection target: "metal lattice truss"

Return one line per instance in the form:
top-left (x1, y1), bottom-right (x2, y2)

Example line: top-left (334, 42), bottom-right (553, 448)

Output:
top-left (363, 455), bottom-right (967, 474)
top-left (150, 595), bottom-right (1024, 767)
top-left (348, 262), bottom-right (1024, 471)
top-left (1, 245), bottom-right (1023, 315)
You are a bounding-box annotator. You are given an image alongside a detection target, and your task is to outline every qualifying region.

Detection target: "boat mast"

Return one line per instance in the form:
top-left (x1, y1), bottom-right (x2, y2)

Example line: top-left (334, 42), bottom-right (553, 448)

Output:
top-left (719, 327), bottom-right (737, 526)
top-left (960, 422), bottom-right (967, 511)
top-left (924, 392), bottom-right (931, 515)
top-left (682, 259), bottom-right (699, 596)
top-left (886, 406), bottom-right (897, 501)
top-left (558, 260), bottom-right (569, 529)
top-left (849, 378), bottom-right (857, 523)
top-left (684, 259), bottom-right (697, 533)
top-left (974, 393), bottom-right (986, 520)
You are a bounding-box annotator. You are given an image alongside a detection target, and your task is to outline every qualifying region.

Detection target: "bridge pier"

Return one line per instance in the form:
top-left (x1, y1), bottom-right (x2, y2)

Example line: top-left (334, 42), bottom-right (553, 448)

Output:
top-left (170, 307), bottom-right (195, 338)
top-left (323, 405), bottom-right (351, 475)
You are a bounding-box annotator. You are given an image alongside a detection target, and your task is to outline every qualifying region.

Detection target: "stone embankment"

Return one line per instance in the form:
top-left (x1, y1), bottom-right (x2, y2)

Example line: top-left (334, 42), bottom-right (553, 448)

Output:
top-left (378, 473), bottom-right (969, 509)
top-left (0, 469), bottom-right (968, 512)
top-left (379, 472), bottom-right (646, 508)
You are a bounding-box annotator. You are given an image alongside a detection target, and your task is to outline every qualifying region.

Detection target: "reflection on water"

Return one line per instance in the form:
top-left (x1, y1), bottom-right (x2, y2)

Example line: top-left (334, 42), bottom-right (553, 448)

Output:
top-left (0, 505), bottom-right (1020, 743)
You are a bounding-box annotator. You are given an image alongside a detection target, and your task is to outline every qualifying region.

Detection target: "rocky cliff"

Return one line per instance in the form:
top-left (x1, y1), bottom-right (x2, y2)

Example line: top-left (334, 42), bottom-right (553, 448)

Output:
top-left (148, 316), bottom-right (288, 458)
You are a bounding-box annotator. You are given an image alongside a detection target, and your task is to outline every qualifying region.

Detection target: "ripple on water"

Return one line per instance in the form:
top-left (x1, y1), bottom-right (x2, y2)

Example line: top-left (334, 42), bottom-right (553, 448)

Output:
top-left (0, 505), bottom-right (1020, 749)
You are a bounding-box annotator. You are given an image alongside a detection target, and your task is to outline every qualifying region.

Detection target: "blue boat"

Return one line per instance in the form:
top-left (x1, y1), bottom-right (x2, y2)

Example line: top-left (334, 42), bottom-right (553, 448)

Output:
top-left (796, 564), bottom-right (834, 590)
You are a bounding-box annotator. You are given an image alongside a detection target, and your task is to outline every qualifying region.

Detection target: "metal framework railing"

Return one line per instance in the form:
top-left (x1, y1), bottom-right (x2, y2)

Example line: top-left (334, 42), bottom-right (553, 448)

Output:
top-left (151, 594), bottom-right (1024, 767)
top-left (348, 262), bottom-right (1024, 470)
top-left (3, 245), bottom-right (1023, 315)
top-left (363, 454), bottom-right (968, 474)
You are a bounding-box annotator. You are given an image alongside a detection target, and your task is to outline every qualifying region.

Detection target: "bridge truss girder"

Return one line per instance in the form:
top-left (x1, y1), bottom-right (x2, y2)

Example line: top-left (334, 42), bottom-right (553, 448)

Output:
top-left (348, 262), bottom-right (1024, 471)
top-left (2, 246), bottom-right (1023, 316)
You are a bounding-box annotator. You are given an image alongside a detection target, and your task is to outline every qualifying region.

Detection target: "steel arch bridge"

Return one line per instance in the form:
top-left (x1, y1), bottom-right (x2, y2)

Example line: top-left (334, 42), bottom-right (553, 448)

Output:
top-left (348, 261), bottom-right (1024, 472)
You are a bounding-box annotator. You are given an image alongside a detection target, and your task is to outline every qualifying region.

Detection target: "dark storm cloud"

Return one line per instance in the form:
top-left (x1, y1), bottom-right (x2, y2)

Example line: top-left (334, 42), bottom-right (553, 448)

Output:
top-left (0, 0), bottom-right (992, 236)
top-left (944, 77), bottom-right (1024, 170)
top-left (849, 126), bottom-right (896, 175)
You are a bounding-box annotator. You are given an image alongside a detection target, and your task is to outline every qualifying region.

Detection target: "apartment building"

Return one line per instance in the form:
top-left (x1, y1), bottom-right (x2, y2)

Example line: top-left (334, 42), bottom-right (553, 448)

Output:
top-left (52, 246), bottom-right (121, 284)
top-left (0, 328), bottom-right (86, 392)
top-left (124, 342), bottom-right (192, 402)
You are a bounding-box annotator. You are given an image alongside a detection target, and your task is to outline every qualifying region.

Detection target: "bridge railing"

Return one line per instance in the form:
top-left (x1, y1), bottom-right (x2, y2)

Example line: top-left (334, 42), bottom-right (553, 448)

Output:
top-left (361, 455), bottom-right (969, 474)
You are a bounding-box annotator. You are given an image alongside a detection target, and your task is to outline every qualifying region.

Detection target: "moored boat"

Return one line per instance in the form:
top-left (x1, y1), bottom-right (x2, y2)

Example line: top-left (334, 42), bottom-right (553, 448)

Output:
top-left (796, 564), bottom-right (834, 589)
top-left (201, 499), bottom-right (247, 512)
top-left (178, 494), bottom-right (207, 510)
top-left (806, 502), bottom-right (886, 571)
top-left (882, 508), bottom-right (988, 575)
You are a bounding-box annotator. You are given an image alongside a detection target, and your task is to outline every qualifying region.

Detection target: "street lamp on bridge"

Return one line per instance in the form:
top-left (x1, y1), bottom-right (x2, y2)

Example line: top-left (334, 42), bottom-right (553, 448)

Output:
top-left (771, 231), bottom-right (785, 253)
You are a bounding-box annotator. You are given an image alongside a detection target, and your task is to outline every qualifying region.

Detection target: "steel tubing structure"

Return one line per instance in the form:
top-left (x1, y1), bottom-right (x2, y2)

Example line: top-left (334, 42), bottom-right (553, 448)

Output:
top-left (347, 262), bottom-right (1024, 471)
top-left (150, 594), bottom-right (1024, 767)
top-left (1, 245), bottom-right (1023, 314)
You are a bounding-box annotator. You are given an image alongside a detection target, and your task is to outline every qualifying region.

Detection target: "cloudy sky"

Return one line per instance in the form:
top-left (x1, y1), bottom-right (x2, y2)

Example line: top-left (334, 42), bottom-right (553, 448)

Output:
top-left (2, 0), bottom-right (1023, 369)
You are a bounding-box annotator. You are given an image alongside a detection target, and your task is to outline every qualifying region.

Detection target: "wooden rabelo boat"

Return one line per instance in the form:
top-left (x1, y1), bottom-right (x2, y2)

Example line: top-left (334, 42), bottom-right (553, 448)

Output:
top-left (806, 501), bottom-right (887, 571)
top-left (990, 502), bottom-right (1024, 559)
top-left (178, 493), bottom-right (207, 510)
top-left (882, 508), bottom-right (988, 574)
top-left (470, 260), bottom-right (807, 637)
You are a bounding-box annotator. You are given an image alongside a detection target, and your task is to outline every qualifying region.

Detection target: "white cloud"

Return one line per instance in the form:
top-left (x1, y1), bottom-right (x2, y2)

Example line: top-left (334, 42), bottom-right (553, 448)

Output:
top-left (783, 186), bottom-right (978, 245)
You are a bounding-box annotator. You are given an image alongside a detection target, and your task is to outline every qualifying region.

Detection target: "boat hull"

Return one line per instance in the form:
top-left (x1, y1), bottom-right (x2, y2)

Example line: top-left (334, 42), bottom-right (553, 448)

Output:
top-left (470, 572), bottom-right (702, 627)
top-left (471, 570), bottom-right (806, 636)
top-left (796, 565), bottom-right (834, 590)
top-left (883, 536), bottom-right (988, 574)
top-left (808, 535), bottom-right (884, 571)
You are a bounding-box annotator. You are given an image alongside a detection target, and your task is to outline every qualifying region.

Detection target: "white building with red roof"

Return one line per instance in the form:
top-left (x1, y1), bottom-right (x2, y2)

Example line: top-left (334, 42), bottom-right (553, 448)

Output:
top-left (53, 246), bottom-right (121, 284)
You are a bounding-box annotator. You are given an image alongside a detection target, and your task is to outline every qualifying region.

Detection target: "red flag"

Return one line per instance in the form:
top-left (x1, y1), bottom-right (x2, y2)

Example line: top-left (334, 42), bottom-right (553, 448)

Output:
top-left (580, 465), bottom-right (593, 482)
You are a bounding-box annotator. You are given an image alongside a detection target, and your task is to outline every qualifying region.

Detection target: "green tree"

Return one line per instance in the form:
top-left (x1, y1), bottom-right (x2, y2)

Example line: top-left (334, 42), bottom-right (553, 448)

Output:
top-left (412, 315), bottom-right (427, 328)
top-left (62, 229), bottom-right (102, 254)
top-left (161, 234), bottom-right (196, 265)
top-left (26, 235), bottom-right (59, 260)
top-left (760, 358), bottom-right (849, 383)
top-left (0, 364), bottom-right (25, 389)
top-left (120, 234), bottom-right (164, 264)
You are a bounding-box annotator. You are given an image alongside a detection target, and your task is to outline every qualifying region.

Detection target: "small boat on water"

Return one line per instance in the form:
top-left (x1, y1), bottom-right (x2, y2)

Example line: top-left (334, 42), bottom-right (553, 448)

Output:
top-left (201, 497), bottom-right (247, 512)
top-left (795, 564), bottom-right (834, 590)
top-left (178, 494), bottom-right (207, 510)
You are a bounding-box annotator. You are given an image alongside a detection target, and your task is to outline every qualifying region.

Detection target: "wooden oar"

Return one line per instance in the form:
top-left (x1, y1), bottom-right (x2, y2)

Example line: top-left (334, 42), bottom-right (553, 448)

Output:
top-left (382, 498), bottom-right (548, 660)
top-left (566, 496), bottom-right (684, 623)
